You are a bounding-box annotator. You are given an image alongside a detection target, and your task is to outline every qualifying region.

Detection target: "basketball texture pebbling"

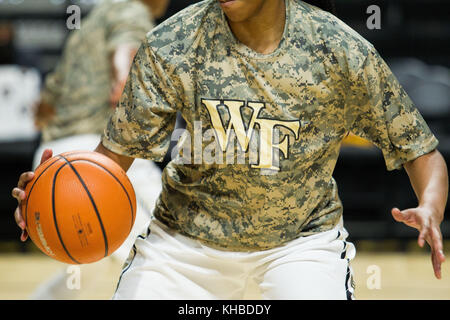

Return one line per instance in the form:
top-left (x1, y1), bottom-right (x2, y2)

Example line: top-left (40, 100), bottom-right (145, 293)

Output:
top-left (21, 151), bottom-right (136, 264)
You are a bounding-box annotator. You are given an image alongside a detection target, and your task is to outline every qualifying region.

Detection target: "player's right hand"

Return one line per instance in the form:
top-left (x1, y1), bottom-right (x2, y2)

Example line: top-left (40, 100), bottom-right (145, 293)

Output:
top-left (11, 149), bottom-right (53, 242)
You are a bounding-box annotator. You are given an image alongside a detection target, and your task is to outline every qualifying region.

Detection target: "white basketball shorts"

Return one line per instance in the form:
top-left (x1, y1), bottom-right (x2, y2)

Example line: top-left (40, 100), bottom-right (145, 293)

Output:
top-left (113, 216), bottom-right (356, 300)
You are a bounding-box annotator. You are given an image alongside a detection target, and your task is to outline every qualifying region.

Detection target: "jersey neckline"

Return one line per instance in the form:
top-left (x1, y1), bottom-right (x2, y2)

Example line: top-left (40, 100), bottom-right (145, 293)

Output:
top-left (218, 0), bottom-right (292, 60)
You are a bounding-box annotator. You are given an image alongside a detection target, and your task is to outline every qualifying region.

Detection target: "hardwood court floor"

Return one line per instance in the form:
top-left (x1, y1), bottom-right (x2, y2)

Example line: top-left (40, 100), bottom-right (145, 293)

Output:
top-left (0, 249), bottom-right (449, 300)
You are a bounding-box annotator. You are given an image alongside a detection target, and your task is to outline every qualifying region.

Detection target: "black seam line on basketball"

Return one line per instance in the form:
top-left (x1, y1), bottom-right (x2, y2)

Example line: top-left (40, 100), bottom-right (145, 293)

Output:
top-left (68, 159), bottom-right (135, 232)
top-left (52, 162), bottom-right (81, 264)
top-left (60, 151), bottom-right (88, 157)
top-left (25, 156), bottom-right (63, 231)
top-left (68, 159), bottom-right (135, 233)
top-left (60, 156), bottom-right (109, 258)
top-left (58, 151), bottom-right (96, 159)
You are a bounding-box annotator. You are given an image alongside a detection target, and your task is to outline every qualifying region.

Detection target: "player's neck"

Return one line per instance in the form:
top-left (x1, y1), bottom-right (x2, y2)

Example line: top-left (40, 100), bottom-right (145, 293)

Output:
top-left (227, 0), bottom-right (286, 55)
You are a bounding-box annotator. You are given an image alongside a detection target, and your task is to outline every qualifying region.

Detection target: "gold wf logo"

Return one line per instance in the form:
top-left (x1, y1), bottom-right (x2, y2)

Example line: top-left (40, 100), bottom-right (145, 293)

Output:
top-left (202, 99), bottom-right (301, 171)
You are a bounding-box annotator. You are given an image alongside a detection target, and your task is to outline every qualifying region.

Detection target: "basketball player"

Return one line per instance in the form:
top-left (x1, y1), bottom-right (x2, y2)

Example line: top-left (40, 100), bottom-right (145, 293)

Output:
top-left (13, 0), bottom-right (448, 299)
top-left (15, 0), bottom-right (169, 299)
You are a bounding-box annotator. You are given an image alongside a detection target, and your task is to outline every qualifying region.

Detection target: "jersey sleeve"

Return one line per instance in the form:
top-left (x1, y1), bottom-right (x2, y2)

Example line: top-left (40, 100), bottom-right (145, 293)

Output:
top-left (102, 41), bottom-right (179, 161)
top-left (105, 2), bottom-right (154, 53)
top-left (344, 46), bottom-right (439, 171)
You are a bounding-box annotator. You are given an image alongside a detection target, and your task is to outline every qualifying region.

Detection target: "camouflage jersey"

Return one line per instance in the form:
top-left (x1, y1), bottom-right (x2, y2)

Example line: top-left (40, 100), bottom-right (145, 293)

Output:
top-left (102, 0), bottom-right (439, 251)
top-left (40, 0), bottom-right (154, 142)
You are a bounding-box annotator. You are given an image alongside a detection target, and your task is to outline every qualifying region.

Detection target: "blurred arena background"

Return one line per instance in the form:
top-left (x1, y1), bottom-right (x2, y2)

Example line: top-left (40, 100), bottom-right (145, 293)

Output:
top-left (0, 0), bottom-right (449, 300)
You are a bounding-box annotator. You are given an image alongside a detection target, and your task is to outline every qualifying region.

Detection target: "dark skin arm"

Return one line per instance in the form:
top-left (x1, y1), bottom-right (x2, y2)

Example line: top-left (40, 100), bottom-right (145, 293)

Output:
top-left (94, 141), bottom-right (134, 172)
top-left (391, 149), bottom-right (448, 279)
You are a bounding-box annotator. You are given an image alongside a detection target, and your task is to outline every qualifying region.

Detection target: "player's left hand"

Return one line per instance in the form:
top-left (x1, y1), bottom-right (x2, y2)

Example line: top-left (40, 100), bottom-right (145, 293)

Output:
top-left (391, 207), bottom-right (445, 279)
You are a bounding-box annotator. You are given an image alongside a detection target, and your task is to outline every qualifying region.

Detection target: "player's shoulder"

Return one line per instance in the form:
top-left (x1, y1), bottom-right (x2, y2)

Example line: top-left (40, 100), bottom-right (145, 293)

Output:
top-left (293, 0), bottom-right (374, 66)
top-left (144, 0), bottom-right (219, 57)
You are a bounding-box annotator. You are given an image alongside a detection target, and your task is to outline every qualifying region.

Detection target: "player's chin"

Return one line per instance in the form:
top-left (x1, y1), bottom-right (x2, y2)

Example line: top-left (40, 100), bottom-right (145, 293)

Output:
top-left (218, 0), bottom-right (248, 21)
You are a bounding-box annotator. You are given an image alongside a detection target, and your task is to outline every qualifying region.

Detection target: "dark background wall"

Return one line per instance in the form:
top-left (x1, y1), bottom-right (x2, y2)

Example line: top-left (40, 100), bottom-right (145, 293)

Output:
top-left (0, 0), bottom-right (448, 245)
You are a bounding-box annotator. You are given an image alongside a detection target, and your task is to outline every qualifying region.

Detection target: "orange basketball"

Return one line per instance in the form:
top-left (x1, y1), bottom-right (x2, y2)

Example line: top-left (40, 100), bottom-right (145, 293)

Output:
top-left (21, 151), bottom-right (136, 264)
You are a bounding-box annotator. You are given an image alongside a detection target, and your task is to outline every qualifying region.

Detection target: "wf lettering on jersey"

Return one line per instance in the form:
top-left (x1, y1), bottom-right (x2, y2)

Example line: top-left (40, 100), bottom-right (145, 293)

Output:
top-left (202, 99), bottom-right (301, 171)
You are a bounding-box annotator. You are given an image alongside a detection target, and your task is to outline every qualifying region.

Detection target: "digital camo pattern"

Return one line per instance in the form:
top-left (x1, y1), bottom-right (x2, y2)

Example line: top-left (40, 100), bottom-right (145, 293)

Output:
top-left (102, 0), bottom-right (438, 251)
top-left (41, 0), bottom-right (154, 142)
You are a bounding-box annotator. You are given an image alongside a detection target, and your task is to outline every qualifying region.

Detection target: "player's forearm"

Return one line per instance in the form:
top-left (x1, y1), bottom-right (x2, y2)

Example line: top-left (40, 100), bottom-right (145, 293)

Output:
top-left (94, 141), bottom-right (134, 172)
top-left (404, 149), bottom-right (449, 219)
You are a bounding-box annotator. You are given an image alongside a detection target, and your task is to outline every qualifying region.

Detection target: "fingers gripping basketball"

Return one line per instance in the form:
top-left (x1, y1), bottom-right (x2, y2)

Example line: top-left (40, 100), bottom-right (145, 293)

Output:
top-left (22, 151), bottom-right (136, 264)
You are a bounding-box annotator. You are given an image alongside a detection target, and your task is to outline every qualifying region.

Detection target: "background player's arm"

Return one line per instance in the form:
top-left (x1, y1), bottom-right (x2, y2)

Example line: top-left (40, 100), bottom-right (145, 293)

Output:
top-left (391, 149), bottom-right (448, 279)
top-left (104, 0), bottom-right (156, 108)
top-left (34, 100), bottom-right (55, 130)
top-left (110, 45), bottom-right (139, 108)
top-left (34, 57), bottom-right (64, 129)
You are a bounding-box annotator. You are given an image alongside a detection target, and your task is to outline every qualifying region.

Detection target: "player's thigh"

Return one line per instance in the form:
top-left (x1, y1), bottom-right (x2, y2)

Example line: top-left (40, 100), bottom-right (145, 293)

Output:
top-left (113, 221), bottom-right (247, 300)
top-left (259, 258), bottom-right (352, 299)
top-left (113, 243), bottom-right (239, 300)
top-left (258, 238), bottom-right (355, 300)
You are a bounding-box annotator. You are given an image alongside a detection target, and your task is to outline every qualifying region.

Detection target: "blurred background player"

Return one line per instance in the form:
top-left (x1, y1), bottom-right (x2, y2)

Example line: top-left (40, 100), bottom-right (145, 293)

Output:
top-left (28, 0), bottom-right (170, 300)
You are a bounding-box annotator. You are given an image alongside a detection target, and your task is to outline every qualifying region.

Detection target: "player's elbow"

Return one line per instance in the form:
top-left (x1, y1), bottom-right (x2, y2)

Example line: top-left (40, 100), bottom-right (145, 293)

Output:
top-left (404, 148), bottom-right (445, 171)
